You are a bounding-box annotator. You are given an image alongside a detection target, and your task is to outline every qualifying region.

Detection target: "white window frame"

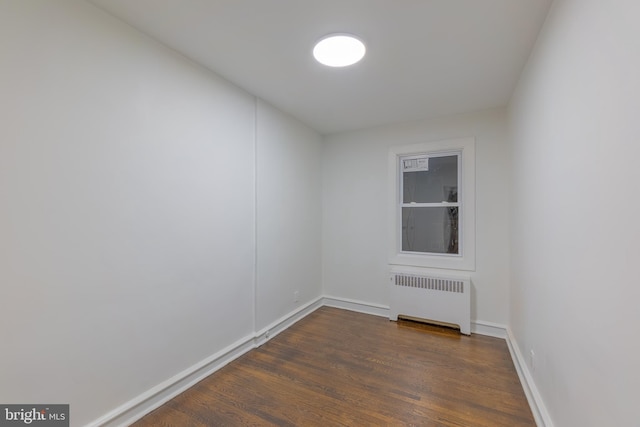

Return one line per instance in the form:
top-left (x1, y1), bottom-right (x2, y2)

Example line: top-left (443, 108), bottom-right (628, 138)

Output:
top-left (388, 137), bottom-right (475, 271)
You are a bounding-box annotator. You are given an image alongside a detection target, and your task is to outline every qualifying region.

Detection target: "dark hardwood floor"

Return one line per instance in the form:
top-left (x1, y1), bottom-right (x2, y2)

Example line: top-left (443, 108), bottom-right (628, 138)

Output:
top-left (132, 307), bottom-right (535, 426)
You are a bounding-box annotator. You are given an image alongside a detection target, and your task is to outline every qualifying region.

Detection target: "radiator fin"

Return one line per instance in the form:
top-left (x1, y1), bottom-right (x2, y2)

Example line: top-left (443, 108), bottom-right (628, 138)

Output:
top-left (394, 273), bottom-right (464, 293)
top-left (389, 270), bottom-right (471, 335)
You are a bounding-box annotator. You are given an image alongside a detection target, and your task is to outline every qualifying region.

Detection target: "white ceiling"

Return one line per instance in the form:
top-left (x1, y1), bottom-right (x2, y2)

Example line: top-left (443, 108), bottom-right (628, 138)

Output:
top-left (88, 0), bottom-right (553, 135)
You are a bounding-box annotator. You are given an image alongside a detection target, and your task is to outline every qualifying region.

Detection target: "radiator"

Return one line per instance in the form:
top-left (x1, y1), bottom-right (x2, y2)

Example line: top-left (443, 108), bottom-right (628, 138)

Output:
top-left (389, 269), bottom-right (471, 335)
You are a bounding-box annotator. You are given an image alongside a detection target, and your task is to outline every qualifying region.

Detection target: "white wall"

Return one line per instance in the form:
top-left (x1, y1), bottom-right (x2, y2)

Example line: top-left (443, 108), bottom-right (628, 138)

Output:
top-left (508, 0), bottom-right (640, 425)
top-left (256, 100), bottom-right (323, 330)
top-left (0, 1), bottom-right (322, 425)
top-left (323, 109), bottom-right (510, 326)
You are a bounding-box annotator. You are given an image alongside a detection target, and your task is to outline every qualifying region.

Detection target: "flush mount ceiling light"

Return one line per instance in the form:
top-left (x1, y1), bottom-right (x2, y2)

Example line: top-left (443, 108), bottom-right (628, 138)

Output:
top-left (313, 34), bottom-right (366, 67)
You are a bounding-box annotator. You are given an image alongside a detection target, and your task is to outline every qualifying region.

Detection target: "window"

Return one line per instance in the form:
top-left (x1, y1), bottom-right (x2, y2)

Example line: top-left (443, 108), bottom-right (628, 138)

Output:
top-left (401, 153), bottom-right (460, 254)
top-left (388, 138), bottom-right (475, 270)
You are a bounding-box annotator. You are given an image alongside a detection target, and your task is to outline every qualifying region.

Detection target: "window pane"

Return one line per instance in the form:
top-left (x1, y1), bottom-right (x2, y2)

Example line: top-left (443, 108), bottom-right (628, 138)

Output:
top-left (402, 207), bottom-right (459, 254)
top-left (403, 155), bottom-right (458, 203)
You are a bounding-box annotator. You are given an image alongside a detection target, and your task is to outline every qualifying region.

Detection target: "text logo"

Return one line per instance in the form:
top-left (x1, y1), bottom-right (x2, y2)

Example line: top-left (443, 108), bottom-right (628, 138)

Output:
top-left (0, 405), bottom-right (68, 427)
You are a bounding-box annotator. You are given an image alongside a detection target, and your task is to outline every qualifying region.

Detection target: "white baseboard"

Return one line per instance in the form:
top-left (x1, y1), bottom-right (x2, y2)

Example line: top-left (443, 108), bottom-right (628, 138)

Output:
top-left (89, 334), bottom-right (257, 427)
top-left (323, 297), bottom-right (556, 425)
top-left (88, 296), bottom-right (533, 427)
top-left (322, 295), bottom-right (390, 317)
top-left (254, 297), bottom-right (324, 346)
top-left (90, 297), bottom-right (324, 427)
top-left (471, 320), bottom-right (507, 338)
top-left (505, 328), bottom-right (554, 427)
top-left (323, 296), bottom-right (507, 339)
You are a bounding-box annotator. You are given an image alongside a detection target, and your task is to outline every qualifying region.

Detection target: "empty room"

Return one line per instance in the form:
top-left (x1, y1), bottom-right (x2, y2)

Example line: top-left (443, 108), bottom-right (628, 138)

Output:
top-left (1, 1), bottom-right (638, 426)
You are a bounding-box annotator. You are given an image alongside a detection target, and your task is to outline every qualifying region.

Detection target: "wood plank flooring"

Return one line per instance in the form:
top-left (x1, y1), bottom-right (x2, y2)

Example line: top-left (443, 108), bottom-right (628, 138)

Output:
top-left (132, 307), bottom-right (535, 426)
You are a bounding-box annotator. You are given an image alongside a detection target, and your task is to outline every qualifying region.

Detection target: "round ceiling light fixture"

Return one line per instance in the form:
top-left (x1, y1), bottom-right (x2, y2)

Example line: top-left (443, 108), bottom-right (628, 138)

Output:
top-left (313, 33), bottom-right (366, 67)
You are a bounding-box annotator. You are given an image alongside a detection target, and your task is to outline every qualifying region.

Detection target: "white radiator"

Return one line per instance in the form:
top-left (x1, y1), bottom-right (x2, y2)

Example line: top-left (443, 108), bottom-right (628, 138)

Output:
top-left (389, 268), bottom-right (471, 335)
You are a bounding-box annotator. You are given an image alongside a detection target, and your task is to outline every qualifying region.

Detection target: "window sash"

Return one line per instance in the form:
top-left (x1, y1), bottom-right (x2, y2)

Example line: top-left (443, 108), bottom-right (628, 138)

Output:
top-left (401, 205), bottom-right (460, 255)
top-left (398, 151), bottom-right (461, 257)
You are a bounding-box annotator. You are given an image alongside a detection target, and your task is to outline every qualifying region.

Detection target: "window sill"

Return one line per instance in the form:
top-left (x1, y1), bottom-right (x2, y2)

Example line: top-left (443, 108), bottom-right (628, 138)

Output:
top-left (389, 252), bottom-right (475, 271)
